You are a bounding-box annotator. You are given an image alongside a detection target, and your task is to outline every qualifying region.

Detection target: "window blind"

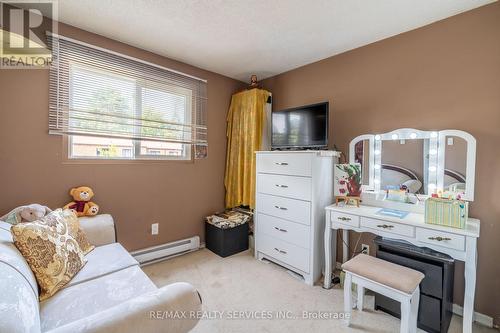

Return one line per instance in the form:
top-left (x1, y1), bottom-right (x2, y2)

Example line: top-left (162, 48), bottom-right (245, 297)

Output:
top-left (48, 34), bottom-right (207, 151)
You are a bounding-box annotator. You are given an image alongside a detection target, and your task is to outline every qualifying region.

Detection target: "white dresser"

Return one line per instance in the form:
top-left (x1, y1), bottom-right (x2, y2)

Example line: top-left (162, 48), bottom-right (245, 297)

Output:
top-left (255, 151), bottom-right (337, 285)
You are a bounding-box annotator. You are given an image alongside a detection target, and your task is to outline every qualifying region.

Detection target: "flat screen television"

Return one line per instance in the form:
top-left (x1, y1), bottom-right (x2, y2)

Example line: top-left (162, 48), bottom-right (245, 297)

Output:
top-left (271, 102), bottom-right (329, 150)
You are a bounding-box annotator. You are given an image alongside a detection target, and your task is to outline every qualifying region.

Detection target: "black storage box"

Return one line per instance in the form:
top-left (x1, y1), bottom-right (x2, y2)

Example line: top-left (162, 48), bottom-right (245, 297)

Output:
top-left (205, 212), bottom-right (249, 258)
top-left (373, 236), bottom-right (455, 333)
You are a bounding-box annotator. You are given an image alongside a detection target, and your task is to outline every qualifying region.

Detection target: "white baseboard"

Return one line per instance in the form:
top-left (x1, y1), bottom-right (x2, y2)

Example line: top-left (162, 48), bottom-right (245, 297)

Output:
top-left (452, 304), bottom-right (493, 328)
top-left (333, 261), bottom-right (493, 328)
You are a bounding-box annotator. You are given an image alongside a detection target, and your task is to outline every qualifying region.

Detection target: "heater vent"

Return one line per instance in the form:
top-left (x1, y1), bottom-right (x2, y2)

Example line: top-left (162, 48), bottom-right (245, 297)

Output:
top-left (131, 236), bottom-right (200, 265)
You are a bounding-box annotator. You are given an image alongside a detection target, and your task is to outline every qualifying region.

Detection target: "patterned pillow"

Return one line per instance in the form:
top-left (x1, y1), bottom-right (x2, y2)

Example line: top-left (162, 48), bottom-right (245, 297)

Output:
top-left (11, 213), bottom-right (87, 300)
top-left (46, 209), bottom-right (95, 255)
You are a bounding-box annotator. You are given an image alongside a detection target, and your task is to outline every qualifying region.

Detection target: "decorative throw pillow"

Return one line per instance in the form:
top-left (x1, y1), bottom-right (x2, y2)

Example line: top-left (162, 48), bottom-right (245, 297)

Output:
top-left (43, 209), bottom-right (95, 255)
top-left (11, 214), bottom-right (87, 300)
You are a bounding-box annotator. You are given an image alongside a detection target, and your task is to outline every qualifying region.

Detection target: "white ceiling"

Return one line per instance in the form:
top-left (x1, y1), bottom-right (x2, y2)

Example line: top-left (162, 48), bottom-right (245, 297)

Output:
top-left (52, 0), bottom-right (495, 82)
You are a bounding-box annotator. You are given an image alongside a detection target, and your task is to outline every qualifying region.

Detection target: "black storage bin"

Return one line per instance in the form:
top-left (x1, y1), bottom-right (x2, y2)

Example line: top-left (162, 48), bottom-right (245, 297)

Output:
top-left (373, 236), bottom-right (455, 333)
top-left (205, 219), bottom-right (249, 258)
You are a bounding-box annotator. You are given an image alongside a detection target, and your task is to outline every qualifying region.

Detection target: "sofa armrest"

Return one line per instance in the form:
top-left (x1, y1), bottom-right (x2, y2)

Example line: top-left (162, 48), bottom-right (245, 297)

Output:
top-left (47, 282), bottom-right (202, 333)
top-left (79, 214), bottom-right (116, 246)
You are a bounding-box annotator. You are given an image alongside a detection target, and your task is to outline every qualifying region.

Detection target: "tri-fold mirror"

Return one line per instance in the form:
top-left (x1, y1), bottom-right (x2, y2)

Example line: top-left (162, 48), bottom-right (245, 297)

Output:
top-left (349, 128), bottom-right (476, 202)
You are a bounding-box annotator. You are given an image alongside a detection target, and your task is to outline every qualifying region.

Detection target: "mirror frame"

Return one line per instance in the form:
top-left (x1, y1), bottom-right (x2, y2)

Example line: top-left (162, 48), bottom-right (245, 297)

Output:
top-left (349, 134), bottom-right (375, 191)
top-left (437, 130), bottom-right (476, 201)
top-left (349, 128), bottom-right (476, 202)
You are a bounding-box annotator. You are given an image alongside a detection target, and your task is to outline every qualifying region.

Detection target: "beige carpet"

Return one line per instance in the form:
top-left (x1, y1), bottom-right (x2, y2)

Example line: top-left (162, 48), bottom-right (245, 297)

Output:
top-left (143, 249), bottom-right (494, 333)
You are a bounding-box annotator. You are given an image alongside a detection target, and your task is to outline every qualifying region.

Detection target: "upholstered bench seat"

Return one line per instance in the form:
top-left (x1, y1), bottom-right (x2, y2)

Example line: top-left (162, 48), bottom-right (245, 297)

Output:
top-left (341, 254), bottom-right (425, 333)
top-left (341, 253), bottom-right (424, 294)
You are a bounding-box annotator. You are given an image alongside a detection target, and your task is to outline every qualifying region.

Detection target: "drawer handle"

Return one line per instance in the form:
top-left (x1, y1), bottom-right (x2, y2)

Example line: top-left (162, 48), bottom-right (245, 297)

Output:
top-left (274, 247), bottom-right (287, 254)
top-left (338, 217), bottom-right (351, 221)
top-left (274, 227), bottom-right (288, 232)
top-left (428, 236), bottom-right (451, 241)
top-left (377, 224), bottom-right (394, 229)
top-left (275, 184), bottom-right (289, 188)
top-left (274, 206), bottom-right (288, 210)
top-left (275, 162), bottom-right (289, 166)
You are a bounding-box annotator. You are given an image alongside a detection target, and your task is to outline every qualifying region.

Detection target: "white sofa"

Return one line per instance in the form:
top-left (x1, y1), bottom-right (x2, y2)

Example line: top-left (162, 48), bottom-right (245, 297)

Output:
top-left (0, 214), bottom-right (201, 333)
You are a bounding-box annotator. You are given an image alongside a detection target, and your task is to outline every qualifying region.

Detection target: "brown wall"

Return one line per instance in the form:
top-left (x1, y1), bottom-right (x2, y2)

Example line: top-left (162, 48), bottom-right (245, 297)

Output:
top-left (0, 22), bottom-right (243, 250)
top-left (262, 2), bottom-right (500, 323)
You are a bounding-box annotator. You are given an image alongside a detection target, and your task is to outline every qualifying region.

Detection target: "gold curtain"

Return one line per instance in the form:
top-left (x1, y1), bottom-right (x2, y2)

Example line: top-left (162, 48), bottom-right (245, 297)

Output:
top-left (224, 88), bottom-right (271, 209)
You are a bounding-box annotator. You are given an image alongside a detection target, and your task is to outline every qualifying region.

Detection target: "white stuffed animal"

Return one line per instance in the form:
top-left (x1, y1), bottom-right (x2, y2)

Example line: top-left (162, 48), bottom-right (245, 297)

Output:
top-left (0, 204), bottom-right (52, 225)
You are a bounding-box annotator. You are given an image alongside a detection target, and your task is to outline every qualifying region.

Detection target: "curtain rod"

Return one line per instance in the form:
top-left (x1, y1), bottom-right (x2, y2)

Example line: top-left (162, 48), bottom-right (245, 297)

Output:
top-left (46, 32), bottom-right (208, 83)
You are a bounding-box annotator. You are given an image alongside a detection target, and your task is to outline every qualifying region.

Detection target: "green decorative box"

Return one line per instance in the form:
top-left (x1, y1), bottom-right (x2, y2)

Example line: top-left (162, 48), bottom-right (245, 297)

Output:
top-left (424, 197), bottom-right (468, 229)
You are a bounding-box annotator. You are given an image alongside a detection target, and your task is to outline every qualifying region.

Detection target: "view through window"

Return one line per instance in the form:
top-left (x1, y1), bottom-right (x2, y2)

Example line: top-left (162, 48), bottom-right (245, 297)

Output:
top-left (68, 65), bottom-right (191, 160)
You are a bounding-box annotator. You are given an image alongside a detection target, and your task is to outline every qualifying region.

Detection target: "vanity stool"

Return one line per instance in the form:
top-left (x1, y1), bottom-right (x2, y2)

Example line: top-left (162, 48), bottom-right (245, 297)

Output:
top-left (342, 254), bottom-right (424, 333)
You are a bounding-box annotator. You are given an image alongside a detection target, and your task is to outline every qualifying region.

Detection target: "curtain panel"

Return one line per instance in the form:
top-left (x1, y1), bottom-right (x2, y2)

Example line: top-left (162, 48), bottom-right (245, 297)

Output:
top-left (224, 88), bottom-right (271, 209)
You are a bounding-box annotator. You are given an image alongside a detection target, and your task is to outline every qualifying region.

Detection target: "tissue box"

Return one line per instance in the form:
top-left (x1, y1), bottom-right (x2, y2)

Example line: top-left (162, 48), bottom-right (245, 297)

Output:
top-left (425, 197), bottom-right (468, 229)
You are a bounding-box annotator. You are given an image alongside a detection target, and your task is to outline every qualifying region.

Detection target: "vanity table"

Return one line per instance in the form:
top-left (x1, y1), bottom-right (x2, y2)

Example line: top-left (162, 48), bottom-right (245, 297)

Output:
top-left (324, 204), bottom-right (479, 333)
top-left (324, 128), bottom-right (479, 333)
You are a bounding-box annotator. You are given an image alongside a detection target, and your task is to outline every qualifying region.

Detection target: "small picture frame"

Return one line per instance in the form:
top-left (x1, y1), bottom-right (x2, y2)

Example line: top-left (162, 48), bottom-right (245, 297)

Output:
top-left (334, 164), bottom-right (362, 206)
top-left (195, 145), bottom-right (208, 159)
top-left (334, 163), bottom-right (362, 197)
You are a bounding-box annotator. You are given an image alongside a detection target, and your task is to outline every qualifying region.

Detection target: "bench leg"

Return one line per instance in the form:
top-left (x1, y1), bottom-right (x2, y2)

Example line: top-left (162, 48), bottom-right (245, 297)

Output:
top-left (357, 286), bottom-right (364, 311)
top-left (410, 288), bottom-right (420, 333)
top-left (400, 297), bottom-right (411, 333)
top-left (344, 272), bottom-right (352, 326)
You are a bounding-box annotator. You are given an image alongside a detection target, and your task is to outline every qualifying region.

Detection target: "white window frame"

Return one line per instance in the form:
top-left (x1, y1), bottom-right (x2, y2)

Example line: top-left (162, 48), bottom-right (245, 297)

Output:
top-left (67, 64), bottom-right (193, 161)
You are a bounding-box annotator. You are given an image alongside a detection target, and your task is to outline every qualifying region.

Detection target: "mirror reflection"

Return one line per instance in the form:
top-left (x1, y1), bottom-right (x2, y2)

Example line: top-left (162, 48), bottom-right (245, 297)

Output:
top-left (380, 139), bottom-right (429, 194)
top-left (354, 140), bottom-right (371, 185)
top-left (444, 136), bottom-right (467, 193)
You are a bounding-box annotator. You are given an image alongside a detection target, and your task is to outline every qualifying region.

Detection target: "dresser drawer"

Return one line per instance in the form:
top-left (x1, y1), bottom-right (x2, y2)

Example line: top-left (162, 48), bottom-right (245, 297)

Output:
top-left (258, 193), bottom-right (311, 226)
top-left (257, 213), bottom-right (310, 249)
top-left (258, 174), bottom-right (311, 201)
top-left (257, 153), bottom-right (312, 177)
top-left (331, 211), bottom-right (360, 228)
top-left (258, 233), bottom-right (310, 273)
top-left (416, 228), bottom-right (465, 251)
top-left (361, 217), bottom-right (415, 238)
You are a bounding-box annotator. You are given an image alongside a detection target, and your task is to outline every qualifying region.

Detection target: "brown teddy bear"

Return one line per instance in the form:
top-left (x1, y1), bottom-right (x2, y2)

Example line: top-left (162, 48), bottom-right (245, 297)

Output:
top-left (63, 186), bottom-right (99, 217)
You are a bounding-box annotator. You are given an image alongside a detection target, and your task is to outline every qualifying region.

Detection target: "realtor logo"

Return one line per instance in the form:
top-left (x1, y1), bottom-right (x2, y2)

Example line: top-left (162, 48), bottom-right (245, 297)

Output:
top-left (0, 0), bottom-right (57, 68)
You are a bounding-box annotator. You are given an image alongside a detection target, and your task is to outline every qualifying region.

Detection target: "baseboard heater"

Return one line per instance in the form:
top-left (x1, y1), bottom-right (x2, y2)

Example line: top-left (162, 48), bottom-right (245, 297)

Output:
top-left (131, 236), bottom-right (200, 266)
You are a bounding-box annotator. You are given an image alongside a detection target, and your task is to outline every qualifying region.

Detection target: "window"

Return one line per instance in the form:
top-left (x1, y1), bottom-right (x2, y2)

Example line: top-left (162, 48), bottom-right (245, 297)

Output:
top-left (67, 65), bottom-right (192, 160)
top-left (48, 34), bottom-right (207, 161)
top-left (122, 148), bottom-right (133, 158)
top-left (96, 147), bottom-right (110, 156)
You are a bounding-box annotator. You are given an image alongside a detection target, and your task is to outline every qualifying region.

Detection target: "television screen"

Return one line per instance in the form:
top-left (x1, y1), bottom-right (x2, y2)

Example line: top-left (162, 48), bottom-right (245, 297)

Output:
top-left (271, 102), bottom-right (328, 149)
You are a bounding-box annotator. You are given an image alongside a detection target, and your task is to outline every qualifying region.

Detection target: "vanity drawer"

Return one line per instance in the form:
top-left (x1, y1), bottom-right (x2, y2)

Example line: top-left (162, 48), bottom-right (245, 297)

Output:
top-left (258, 193), bottom-right (311, 226)
top-left (361, 217), bottom-right (415, 238)
top-left (258, 233), bottom-right (310, 273)
top-left (416, 228), bottom-right (465, 251)
top-left (258, 174), bottom-right (311, 201)
top-left (257, 153), bottom-right (312, 177)
top-left (257, 213), bottom-right (310, 249)
top-left (330, 211), bottom-right (360, 228)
